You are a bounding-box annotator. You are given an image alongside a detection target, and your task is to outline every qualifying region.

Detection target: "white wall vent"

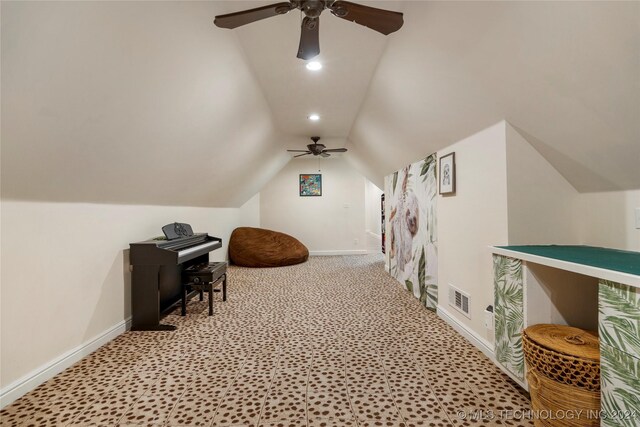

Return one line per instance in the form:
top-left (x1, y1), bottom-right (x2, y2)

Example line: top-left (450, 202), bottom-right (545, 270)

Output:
top-left (449, 284), bottom-right (471, 318)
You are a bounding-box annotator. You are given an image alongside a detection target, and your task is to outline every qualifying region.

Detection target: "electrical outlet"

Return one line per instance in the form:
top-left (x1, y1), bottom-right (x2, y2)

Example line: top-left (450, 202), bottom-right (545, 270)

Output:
top-left (354, 238), bottom-right (359, 245)
top-left (484, 310), bottom-right (494, 330)
top-left (635, 208), bottom-right (640, 229)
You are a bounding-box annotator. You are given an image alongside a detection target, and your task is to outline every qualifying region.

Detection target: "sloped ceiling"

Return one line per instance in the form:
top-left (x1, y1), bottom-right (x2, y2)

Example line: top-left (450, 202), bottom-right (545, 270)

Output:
top-left (347, 1), bottom-right (640, 191)
top-left (228, 1), bottom-right (402, 139)
top-left (1, 1), bottom-right (293, 207)
top-left (2, 1), bottom-right (639, 208)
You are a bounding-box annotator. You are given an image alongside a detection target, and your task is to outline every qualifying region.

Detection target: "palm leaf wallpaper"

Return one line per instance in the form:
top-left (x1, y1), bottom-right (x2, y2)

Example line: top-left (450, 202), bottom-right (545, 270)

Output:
top-left (600, 343), bottom-right (640, 427)
top-left (599, 280), bottom-right (640, 359)
top-left (493, 255), bottom-right (525, 380)
top-left (384, 154), bottom-right (438, 311)
top-left (599, 280), bottom-right (640, 425)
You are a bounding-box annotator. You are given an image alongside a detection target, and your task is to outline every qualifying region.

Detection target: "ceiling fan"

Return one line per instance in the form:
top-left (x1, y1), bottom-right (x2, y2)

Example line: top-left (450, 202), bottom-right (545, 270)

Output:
top-left (214, 1), bottom-right (403, 60)
top-left (288, 136), bottom-right (347, 158)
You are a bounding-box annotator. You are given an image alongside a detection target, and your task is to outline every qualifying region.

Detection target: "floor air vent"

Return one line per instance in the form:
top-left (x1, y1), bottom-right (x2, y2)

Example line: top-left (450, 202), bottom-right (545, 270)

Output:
top-left (448, 285), bottom-right (471, 318)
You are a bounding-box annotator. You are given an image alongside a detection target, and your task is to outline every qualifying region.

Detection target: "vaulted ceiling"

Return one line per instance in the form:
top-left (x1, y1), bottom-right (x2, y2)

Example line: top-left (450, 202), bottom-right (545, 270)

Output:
top-left (2, 1), bottom-right (638, 207)
top-left (347, 1), bottom-right (640, 191)
top-left (225, 1), bottom-right (402, 138)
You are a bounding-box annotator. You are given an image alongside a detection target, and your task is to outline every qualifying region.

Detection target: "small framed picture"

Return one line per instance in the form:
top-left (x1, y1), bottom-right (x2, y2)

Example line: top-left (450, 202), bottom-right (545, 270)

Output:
top-left (300, 174), bottom-right (322, 196)
top-left (439, 152), bottom-right (456, 195)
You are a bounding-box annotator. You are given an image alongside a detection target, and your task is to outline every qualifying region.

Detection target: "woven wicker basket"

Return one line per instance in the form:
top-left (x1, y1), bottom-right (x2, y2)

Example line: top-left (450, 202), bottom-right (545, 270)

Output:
top-left (522, 324), bottom-right (600, 427)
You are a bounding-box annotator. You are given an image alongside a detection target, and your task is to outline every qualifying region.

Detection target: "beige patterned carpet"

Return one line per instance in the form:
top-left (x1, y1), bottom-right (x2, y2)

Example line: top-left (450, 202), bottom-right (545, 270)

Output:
top-left (1, 255), bottom-right (533, 427)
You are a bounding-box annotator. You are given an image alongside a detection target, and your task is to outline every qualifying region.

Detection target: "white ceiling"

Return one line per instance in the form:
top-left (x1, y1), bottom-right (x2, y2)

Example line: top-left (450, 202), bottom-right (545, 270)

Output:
top-left (2, 1), bottom-right (639, 207)
top-left (347, 1), bottom-right (640, 191)
top-left (1, 1), bottom-right (293, 207)
top-left (230, 1), bottom-right (403, 140)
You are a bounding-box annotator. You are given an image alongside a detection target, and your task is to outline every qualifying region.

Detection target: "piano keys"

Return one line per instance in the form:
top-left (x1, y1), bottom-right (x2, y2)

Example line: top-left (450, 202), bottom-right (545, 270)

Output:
top-left (130, 229), bottom-right (222, 330)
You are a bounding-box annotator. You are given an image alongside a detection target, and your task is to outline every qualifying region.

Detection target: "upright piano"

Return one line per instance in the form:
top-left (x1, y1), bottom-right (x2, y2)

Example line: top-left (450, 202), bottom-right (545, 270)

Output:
top-left (130, 225), bottom-right (222, 330)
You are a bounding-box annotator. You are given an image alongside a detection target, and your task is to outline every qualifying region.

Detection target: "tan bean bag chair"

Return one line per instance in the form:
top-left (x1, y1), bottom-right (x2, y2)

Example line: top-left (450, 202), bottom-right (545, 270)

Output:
top-left (229, 227), bottom-right (309, 268)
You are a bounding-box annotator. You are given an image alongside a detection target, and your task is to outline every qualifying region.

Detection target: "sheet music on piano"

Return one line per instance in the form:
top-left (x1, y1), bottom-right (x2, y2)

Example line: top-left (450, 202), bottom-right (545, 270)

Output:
top-left (129, 223), bottom-right (222, 330)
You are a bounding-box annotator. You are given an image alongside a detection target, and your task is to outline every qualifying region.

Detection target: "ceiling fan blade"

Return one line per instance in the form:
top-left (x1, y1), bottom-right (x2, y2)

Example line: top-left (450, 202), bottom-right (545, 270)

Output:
top-left (287, 150), bottom-right (311, 152)
top-left (297, 17), bottom-right (320, 60)
top-left (321, 152), bottom-right (331, 157)
top-left (329, 1), bottom-right (403, 35)
top-left (294, 152), bottom-right (312, 158)
top-left (214, 2), bottom-right (294, 29)
top-left (322, 148), bottom-right (348, 153)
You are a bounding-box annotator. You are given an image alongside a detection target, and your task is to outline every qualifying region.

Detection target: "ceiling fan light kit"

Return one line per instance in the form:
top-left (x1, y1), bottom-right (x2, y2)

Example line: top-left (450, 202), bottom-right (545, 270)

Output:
top-left (214, 0), bottom-right (403, 60)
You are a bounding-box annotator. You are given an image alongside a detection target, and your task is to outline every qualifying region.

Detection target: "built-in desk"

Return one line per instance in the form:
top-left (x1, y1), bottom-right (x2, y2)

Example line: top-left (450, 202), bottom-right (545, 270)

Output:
top-left (491, 245), bottom-right (639, 427)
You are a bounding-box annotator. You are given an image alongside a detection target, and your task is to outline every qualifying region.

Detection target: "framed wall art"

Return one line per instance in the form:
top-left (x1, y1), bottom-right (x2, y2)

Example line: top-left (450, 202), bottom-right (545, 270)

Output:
top-left (299, 174), bottom-right (322, 196)
top-left (439, 152), bottom-right (456, 195)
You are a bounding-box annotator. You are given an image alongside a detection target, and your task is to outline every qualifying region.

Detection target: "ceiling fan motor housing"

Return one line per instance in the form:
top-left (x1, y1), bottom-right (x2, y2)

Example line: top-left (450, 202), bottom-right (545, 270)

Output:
top-left (308, 143), bottom-right (326, 154)
top-left (287, 136), bottom-right (347, 157)
top-left (301, 0), bottom-right (329, 18)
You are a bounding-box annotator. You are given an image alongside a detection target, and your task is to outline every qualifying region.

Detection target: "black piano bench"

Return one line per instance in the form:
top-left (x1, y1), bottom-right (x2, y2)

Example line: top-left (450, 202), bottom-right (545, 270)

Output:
top-left (181, 262), bottom-right (227, 316)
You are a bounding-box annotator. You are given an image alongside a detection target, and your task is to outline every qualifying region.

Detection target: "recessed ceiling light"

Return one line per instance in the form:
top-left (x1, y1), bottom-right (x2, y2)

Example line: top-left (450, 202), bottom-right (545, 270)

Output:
top-left (308, 114), bottom-right (320, 121)
top-left (306, 61), bottom-right (322, 71)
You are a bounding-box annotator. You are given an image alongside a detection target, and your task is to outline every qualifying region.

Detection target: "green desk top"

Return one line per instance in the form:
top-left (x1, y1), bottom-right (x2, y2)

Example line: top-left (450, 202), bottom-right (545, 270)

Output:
top-left (495, 245), bottom-right (640, 277)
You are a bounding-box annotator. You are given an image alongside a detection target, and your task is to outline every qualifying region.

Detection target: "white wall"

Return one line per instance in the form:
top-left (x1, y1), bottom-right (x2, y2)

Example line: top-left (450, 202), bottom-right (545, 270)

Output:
top-left (505, 123), bottom-right (639, 252)
top-left (364, 180), bottom-right (382, 236)
top-left (364, 180), bottom-right (383, 254)
top-left (435, 120), bottom-right (638, 351)
top-left (578, 190), bottom-right (640, 251)
top-left (436, 122), bottom-right (510, 345)
top-left (238, 193), bottom-right (261, 228)
top-left (0, 198), bottom-right (259, 401)
top-left (260, 158), bottom-right (367, 255)
top-left (505, 123), bottom-right (581, 244)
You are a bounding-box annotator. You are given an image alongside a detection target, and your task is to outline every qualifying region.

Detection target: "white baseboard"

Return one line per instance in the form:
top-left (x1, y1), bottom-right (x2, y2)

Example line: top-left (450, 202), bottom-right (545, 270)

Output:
top-left (0, 317), bottom-right (131, 408)
top-left (309, 250), bottom-right (368, 256)
top-left (437, 305), bottom-right (495, 360)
